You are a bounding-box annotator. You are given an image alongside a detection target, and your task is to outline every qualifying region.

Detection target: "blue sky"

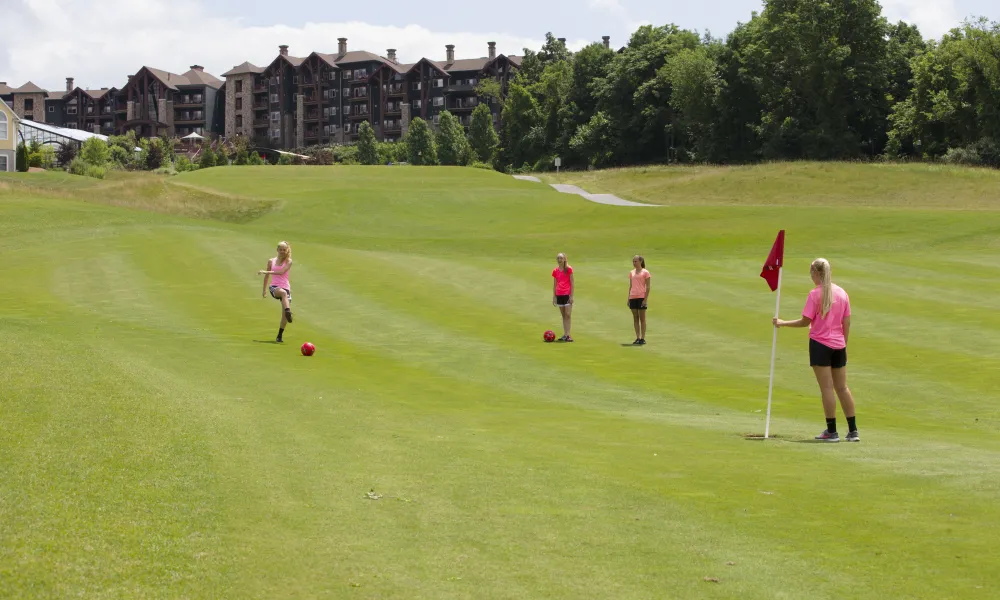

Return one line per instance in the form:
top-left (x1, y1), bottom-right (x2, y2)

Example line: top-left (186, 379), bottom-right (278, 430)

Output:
top-left (2, 0), bottom-right (998, 92)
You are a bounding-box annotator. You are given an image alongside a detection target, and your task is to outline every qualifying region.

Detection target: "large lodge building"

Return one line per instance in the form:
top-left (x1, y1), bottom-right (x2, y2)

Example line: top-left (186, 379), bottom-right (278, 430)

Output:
top-left (1, 37), bottom-right (613, 149)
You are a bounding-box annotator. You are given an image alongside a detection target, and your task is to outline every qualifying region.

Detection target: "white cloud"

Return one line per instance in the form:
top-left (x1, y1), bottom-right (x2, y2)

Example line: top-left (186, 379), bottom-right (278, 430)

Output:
top-left (879, 0), bottom-right (961, 39)
top-left (1, 0), bottom-right (545, 91)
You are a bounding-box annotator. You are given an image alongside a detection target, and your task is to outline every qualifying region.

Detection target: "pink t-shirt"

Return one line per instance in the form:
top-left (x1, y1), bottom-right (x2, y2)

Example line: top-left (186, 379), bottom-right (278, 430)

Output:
top-left (803, 284), bottom-right (851, 349)
top-left (270, 258), bottom-right (291, 290)
top-left (629, 269), bottom-right (651, 299)
top-left (552, 266), bottom-right (573, 295)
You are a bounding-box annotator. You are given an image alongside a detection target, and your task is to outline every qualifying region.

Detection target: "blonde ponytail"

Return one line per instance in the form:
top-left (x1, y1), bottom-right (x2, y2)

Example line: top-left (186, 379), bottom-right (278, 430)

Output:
top-left (812, 258), bottom-right (833, 318)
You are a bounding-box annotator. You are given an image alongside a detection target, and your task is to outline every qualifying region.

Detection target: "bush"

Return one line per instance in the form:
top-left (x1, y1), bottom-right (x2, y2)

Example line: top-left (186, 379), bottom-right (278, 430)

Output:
top-left (377, 140), bottom-right (408, 164)
top-left (199, 146), bottom-right (216, 169)
top-left (27, 143), bottom-right (56, 169)
top-left (68, 157), bottom-right (106, 179)
top-left (332, 145), bottom-right (359, 164)
top-left (357, 121), bottom-right (380, 165)
top-left (109, 145), bottom-right (131, 167)
top-left (146, 138), bottom-right (165, 170)
top-left (80, 137), bottom-right (110, 166)
top-left (248, 151), bottom-right (266, 165)
top-left (16, 143), bottom-right (28, 172)
top-left (175, 156), bottom-right (195, 172)
top-left (57, 144), bottom-right (77, 166)
top-left (278, 154), bottom-right (293, 165)
top-left (232, 148), bottom-right (250, 165)
top-left (312, 148), bottom-right (334, 165)
top-left (468, 161), bottom-right (494, 170)
top-left (942, 146), bottom-right (982, 166)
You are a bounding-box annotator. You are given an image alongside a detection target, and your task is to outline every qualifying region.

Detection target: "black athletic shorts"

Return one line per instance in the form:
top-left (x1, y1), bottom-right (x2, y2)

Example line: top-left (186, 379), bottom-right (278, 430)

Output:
top-left (810, 339), bottom-right (847, 368)
top-left (269, 285), bottom-right (291, 303)
top-left (628, 298), bottom-right (647, 310)
top-left (555, 295), bottom-right (571, 306)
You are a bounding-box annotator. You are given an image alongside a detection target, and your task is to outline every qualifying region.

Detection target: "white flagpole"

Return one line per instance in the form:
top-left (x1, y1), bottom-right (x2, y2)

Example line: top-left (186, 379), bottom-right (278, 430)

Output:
top-left (764, 267), bottom-right (783, 439)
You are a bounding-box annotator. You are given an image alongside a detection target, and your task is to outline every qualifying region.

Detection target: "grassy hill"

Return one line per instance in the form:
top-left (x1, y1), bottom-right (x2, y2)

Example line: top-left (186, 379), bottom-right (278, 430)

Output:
top-left (1, 163), bottom-right (998, 599)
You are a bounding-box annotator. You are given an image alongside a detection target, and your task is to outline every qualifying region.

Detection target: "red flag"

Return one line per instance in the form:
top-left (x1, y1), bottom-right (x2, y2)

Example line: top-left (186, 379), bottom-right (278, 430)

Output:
top-left (760, 230), bottom-right (785, 292)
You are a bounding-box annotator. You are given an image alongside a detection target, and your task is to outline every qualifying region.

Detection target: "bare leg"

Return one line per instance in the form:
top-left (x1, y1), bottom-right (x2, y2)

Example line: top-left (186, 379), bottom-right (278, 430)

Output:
top-left (832, 367), bottom-right (856, 418)
top-left (560, 305), bottom-right (572, 337)
top-left (812, 366), bottom-right (837, 419)
top-left (631, 309), bottom-right (641, 340)
top-left (639, 311), bottom-right (647, 340)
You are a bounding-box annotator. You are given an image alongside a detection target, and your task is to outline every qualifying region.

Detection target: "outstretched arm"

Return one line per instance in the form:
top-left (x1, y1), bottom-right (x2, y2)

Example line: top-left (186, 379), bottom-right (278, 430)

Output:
top-left (773, 316), bottom-right (812, 328)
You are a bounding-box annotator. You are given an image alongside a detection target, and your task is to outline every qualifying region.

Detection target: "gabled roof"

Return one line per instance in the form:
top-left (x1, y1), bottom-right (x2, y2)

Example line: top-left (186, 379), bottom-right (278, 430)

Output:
top-left (0, 82), bottom-right (15, 95)
top-left (436, 58), bottom-right (491, 73)
top-left (14, 81), bottom-right (47, 94)
top-left (181, 68), bottom-right (223, 89)
top-left (80, 88), bottom-right (115, 100)
top-left (0, 97), bottom-right (20, 121)
top-left (406, 57), bottom-right (449, 77)
top-left (143, 67), bottom-right (189, 91)
top-left (334, 50), bottom-right (391, 66)
top-left (308, 52), bottom-right (341, 69)
top-left (222, 62), bottom-right (264, 77)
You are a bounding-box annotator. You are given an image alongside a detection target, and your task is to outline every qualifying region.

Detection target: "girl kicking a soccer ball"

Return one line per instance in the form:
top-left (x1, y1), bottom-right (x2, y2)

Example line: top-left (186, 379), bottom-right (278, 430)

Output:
top-left (552, 253), bottom-right (575, 342)
top-left (773, 258), bottom-right (860, 442)
top-left (259, 241), bottom-right (294, 343)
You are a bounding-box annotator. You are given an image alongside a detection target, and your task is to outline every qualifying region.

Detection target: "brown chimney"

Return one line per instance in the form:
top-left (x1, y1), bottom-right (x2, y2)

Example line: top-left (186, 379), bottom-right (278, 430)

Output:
top-left (602, 36), bottom-right (610, 49)
top-left (488, 41), bottom-right (496, 61)
top-left (189, 65), bottom-right (204, 72)
top-left (338, 38), bottom-right (348, 57)
top-left (387, 49), bottom-right (397, 64)
top-left (279, 45), bottom-right (289, 57)
top-left (66, 77), bottom-right (74, 92)
top-left (446, 44), bottom-right (455, 64)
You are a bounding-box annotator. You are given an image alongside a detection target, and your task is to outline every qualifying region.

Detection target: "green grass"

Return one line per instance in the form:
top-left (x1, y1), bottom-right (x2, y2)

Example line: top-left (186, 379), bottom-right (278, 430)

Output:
top-left (1, 164), bottom-right (999, 599)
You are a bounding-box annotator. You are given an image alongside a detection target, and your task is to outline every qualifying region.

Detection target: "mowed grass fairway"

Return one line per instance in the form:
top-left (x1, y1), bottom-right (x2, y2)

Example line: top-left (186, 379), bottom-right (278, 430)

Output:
top-left (1, 164), bottom-right (999, 599)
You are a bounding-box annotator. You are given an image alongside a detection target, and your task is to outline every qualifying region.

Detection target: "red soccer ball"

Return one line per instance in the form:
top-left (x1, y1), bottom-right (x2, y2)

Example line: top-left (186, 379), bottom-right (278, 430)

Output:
top-left (301, 342), bottom-right (316, 356)
top-left (543, 330), bottom-right (556, 343)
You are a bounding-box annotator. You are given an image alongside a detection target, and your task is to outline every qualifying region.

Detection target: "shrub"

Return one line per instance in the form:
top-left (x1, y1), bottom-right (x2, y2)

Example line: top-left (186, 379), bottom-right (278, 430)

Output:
top-left (377, 140), bottom-right (408, 164)
top-left (199, 146), bottom-right (216, 169)
top-left (332, 145), bottom-right (359, 164)
top-left (80, 137), bottom-right (110, 165)
top-left (312, 148), bottom-right (334, 165)
top-left (467, 160), bottom-right (494, 170)
top-left (248, 151), bottom-right (266, 165)
top-left (16, 143), bottom-right (28, 172)
top-left (68, 157), bottom-right (106, 179)
top-left (146, 138), bottom-right (165, 170)
top-left (406, 117), bottom-right (437, 165)
top-left (357, 121), bottom-right (379, 165)
top-left (942, 147), bottom-right (982, 166)
top-left (232, 148), bottom-right (250, 165)
top-left (57, 144), bottom-right (77, 166)
top-left (109, 145), bottom-right (131, 167)
top-left (278, 154), bottom-right (293, 165)
top-left (175, 156), bottom-right (195, 172)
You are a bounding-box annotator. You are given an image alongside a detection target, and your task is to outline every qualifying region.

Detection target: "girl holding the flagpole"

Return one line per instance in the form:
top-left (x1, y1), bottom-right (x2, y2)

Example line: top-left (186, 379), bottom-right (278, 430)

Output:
top-left (773, 258), bottom-right (859, 442)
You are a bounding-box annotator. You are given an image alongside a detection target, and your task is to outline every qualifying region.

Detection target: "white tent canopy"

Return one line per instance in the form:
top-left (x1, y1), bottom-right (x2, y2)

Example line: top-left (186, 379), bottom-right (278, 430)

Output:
top-left (181, 132), bottom-right (205, 140)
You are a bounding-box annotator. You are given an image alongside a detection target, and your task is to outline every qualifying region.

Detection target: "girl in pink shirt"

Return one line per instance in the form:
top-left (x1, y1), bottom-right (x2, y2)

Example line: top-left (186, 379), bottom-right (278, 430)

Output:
top-left (258, 241), bottom-right (294, 343)
top-left (551, 253), bottom-right (575, 342)
top-left (774, 258), bottom-right (859, 442)
top-left (627, 255), bottom-right (651, 345)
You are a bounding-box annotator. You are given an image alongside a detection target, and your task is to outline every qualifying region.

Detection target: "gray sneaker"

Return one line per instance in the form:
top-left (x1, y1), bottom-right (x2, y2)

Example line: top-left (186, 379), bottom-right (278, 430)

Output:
top-left (815, 430), bottom-right (840, 442)
top-left (845, 431), bottom-right (860, 442)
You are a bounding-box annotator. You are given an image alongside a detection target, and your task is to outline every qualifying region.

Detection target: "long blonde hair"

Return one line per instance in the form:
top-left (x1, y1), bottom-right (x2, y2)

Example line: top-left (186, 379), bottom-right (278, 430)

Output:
top-left (276, 241), bottom-right (292, 265)
top-left (811, 258), bottom-right (832, 318)
top-left (556, 252), bottom-right (569, 272)
top-left (633, 255), bottom-right (646, 270)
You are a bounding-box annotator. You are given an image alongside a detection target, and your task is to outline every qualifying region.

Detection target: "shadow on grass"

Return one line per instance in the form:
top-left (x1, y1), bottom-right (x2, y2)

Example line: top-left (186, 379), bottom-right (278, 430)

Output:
top-left (252, 340), bottom-right (283, 345)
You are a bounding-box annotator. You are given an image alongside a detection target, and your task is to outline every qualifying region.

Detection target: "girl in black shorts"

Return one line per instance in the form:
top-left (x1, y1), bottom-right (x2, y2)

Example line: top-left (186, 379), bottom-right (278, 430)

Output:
top-left (627, 255), bottom-right (651, 345)
top-left (774, 258), bottom-right (859, 442)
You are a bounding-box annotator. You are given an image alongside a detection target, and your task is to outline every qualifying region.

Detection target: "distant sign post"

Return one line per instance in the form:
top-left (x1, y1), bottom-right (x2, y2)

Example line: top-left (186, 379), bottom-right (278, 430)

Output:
top-left (555, 157), bottom-right (561, 173)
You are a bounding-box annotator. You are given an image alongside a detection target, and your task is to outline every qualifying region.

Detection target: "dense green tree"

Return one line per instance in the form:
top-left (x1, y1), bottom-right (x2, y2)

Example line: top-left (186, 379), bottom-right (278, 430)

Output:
top-left (357, 121), bottom-right (380, 164)
top-left (435, 111), bottom-right (472, 166)
top-left (16, 142), bottom-right (28, 172)
top-left (469, 104), bottom-right (500, 163)
top-left (406, 117), bottom-right (437, 165)
top-left (498, 83), bottom-right (541, 169)
top-left (80, 137), bottom-right (110, 165)
top-left (199, 146), bottom-right (216, 169)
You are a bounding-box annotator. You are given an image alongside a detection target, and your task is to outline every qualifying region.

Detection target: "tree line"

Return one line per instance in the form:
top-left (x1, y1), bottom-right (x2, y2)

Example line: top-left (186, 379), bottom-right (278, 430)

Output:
top-left (491, 0), bottom-right (1000, 171)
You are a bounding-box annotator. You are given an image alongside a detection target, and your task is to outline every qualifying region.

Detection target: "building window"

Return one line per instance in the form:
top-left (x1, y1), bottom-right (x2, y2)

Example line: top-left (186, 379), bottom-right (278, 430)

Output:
top-left (236, 98), bottom-right (243, 110)
top-left (412, 100), bottom-right (421, 109)
top-left (0, 155), bottom-right (7, 171)
top-left (270, 94), bottom-right (279, 103)
top-left (412, 82), bottom-right (421, 91)
top-left (433, 115), bottom-right (440, 124)
top-left (236, 115), bottom-right (243, 128)
top-left (433, 97), bottom-right (444, 107)
top-left (433, 79), bottom-right (444, 88)
top-left (0, 112), bottom-right (7, 141)
top-left (48, 105), bottom-right (55, 113)
top-left (236, 80), bottom-right (243, 93)
top-left (271, 111), bottom-right (280, 122)
top-left (24, 99), bottom-right (33, 110)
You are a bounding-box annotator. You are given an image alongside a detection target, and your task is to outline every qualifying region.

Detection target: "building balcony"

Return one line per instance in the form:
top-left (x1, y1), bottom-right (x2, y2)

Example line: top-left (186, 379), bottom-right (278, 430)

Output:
top-left (383, 122), bottom-right (402, 133)
top-left (253, 85), bottom-right (268, 94)
top-left (350, 74), bottom-right (370, 83)
top-left (347, 112), bottom-right (370, 120)
top-left (448, 101), bottom-right (479, 111)
top-left (445, 83), bottom-right (476, 94)
top-left (384, 105), bottom-right (402, 116)
top-left (385, 84), bottom-right (405, 96)
top-left (305, 112), bottom-right (320, 121)
top-left (349, 95), bottom-right (369, 102)
top-left (254, 102), bottom-right (268, 110)
top-left (175, 117), bottom-right (206, 125)
top-left (174, 99), bottom-right (204, 108)
top-left (254, 119), bottom-right (269, 128)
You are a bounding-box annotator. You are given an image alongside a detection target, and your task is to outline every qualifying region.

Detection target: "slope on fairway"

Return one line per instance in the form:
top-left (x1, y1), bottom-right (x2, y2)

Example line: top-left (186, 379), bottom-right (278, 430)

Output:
top-left (1, 165), bottom-right (998, 599)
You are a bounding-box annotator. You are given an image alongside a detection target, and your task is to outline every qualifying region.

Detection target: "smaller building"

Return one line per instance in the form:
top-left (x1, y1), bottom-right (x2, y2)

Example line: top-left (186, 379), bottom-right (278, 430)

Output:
top-left (0, 82), bottom-right (14, 106)
top-left (0, 97), bottom-right (21, 172)
top-left (10, 82), bottom-right (48, 123)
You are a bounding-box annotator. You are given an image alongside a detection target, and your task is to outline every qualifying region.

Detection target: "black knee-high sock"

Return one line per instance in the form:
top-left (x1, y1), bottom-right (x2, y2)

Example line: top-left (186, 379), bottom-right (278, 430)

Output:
top-left (826, 418), bottom-right (837, 433)
top-left (847, 416), bottom-right (857, 432)
top-left (277, 327), bottom-right (285, 340)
